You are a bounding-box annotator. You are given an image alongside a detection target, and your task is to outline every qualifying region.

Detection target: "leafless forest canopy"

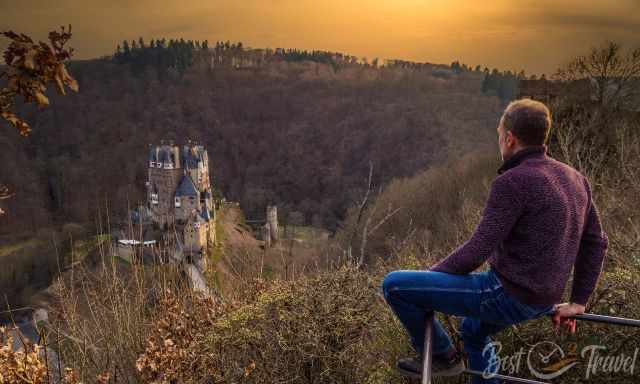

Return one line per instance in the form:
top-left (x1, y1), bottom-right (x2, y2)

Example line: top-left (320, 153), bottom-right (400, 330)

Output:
top-left (0, 45), bottom-right (504, 236)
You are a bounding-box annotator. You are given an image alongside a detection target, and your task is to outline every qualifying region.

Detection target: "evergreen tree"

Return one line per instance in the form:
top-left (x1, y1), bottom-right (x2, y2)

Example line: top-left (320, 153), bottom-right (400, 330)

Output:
top-left (114, 44), bottom-right (123, 62)
top-left (498, 73), bottom-right (518, 101)
top-left (122, 40), bottom-right (131, 60)
top-left (451, 61), bottom-right (462, 73)
top-left (481, 73), bottom-right (490, 93)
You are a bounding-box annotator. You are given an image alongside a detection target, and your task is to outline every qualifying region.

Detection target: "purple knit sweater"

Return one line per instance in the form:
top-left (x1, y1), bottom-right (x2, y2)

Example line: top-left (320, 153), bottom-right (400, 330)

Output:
top-left (431, 146), bottom-right (608, 306)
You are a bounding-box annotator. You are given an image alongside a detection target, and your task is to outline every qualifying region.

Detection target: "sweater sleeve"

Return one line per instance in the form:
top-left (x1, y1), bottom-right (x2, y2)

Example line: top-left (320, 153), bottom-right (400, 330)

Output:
top-left (570, 184), bottom-right (608, 306)
top-left (430, 175), bottom-right (524, 274)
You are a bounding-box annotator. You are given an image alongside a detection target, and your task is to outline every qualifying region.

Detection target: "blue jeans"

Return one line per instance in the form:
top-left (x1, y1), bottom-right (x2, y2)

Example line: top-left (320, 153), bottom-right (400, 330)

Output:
top-left (382, 269), bottom-right (553, 383)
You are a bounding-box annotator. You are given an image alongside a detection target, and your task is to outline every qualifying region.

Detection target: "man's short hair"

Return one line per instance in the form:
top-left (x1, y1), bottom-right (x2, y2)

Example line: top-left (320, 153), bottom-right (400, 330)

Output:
top-left (500, 99), bottom-right (552, 146)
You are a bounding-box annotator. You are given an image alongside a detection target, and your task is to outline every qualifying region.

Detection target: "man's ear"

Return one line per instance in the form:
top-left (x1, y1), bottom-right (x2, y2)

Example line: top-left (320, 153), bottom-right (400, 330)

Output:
top-left (506, 130), bottom-right (517, 147)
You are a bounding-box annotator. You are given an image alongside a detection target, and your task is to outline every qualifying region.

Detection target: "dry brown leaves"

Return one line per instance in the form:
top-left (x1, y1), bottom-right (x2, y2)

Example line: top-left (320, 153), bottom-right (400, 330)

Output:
top-left (1, 25), bottom-right (78, 136)
top-left (0, 327), bottom-right (114, 384)
top-left (135, 291), bottom-right (224, 383)
top-left (0, 327), bottom-right (47, 384)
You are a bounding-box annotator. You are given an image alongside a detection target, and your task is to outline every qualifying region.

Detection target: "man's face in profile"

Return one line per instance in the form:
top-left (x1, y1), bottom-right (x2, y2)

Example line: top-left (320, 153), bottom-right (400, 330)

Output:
top-left (497, 118), bottom-right (508, 161)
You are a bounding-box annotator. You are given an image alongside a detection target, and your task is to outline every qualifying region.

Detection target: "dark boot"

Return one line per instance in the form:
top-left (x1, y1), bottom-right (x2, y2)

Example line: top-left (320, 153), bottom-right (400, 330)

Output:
top-left (396, 351), bottom-right (465, 378)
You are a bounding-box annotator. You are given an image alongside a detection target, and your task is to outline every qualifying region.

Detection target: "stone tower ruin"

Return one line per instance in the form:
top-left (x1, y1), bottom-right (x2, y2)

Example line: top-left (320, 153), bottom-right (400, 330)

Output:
top-left (266, 205), bottom-right (278, 243)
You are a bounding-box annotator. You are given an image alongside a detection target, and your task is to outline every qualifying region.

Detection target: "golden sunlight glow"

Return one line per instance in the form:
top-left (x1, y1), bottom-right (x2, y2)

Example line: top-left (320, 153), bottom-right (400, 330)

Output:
top-left (1, 0), bottom-right (638, 74)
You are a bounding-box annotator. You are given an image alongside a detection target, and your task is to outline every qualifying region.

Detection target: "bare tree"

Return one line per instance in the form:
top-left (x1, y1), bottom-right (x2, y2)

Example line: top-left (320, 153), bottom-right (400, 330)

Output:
top-left (556, 41), bottom-right (640, 109)
top-left (358, 196), bottom-right (401, 268)
top-left (345, 161), bottom-right (401, 268)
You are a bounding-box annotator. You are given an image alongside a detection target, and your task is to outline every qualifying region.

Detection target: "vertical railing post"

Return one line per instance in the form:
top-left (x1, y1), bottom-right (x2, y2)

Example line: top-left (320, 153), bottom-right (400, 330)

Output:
top-left (422, 313), bottom-right (433, 384)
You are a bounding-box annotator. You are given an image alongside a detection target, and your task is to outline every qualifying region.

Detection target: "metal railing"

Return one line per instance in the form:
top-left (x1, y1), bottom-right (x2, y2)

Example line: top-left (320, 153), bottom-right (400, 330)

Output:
top-left (420, 313), bottom-right (640, 384)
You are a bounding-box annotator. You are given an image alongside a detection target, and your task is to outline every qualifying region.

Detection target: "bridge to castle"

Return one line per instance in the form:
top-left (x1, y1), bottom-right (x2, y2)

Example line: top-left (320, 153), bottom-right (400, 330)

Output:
top-left (113, 228), bottom-right (214, 299)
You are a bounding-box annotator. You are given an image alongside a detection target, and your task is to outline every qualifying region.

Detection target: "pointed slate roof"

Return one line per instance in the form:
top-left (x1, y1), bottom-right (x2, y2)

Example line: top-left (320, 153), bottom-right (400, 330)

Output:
top-left (175, 175), bottom-right (199, 197)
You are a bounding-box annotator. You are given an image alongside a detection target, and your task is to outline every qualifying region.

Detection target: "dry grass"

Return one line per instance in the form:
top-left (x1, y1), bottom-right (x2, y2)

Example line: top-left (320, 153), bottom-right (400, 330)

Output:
top-left (39, 240), bottom-right (191, 382)
top-left (137, 266), bottom-right (412, 384)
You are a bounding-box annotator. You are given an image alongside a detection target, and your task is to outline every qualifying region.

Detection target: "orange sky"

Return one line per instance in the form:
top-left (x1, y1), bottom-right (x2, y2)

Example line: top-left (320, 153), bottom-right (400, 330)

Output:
top-left (1, 0), bottom-right (639, 75)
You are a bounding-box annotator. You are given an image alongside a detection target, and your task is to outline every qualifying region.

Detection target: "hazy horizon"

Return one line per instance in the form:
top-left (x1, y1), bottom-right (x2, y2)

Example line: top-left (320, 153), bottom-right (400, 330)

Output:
top-left (1, 0), bottom-right (639, 75)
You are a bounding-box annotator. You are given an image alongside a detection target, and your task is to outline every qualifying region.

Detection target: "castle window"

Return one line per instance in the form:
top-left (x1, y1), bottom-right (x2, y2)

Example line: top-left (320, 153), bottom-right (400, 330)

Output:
top-left (175, 197), bottom-right (181, 207)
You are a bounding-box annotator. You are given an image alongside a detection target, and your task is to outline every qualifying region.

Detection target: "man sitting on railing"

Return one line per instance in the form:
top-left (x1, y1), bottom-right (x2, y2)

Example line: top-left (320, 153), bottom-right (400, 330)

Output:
top-left (382, 99), bottom-right (609, 383)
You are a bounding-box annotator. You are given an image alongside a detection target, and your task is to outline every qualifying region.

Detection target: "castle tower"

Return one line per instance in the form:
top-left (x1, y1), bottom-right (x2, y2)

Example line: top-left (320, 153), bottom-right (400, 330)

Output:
top-left (267, 205), bottom-right (278, 243)
top-left (147, 143), bottom-right (183, 228)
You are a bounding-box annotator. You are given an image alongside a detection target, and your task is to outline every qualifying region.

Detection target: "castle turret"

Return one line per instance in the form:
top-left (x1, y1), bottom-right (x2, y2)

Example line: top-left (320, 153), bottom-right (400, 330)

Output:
top-left (172, 144), bottom-right (181, 169)
top-left (267, 205), bottom-right (278, 243)
top-left (148, 146), bottom-right (158, 168)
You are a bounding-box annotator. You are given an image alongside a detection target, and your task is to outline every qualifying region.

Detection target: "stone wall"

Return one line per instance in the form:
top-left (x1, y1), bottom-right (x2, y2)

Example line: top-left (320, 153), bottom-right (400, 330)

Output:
top-left (148, 167), bottom-right (183, 228)
top-left (184, 221), bottom-right (207, 254)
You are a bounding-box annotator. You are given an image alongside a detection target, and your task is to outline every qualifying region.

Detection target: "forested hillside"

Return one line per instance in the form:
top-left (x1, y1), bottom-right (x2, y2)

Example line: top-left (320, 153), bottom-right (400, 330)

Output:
top-left (0, 41), bottom-right (505, 235)
top-left (3, 33), bottom-right (639, 384)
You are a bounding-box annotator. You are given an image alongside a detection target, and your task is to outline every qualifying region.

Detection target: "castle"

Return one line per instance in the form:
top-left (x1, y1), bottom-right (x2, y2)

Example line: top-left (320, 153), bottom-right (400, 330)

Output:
top-left (146, 142), bottom-right (216, 257)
